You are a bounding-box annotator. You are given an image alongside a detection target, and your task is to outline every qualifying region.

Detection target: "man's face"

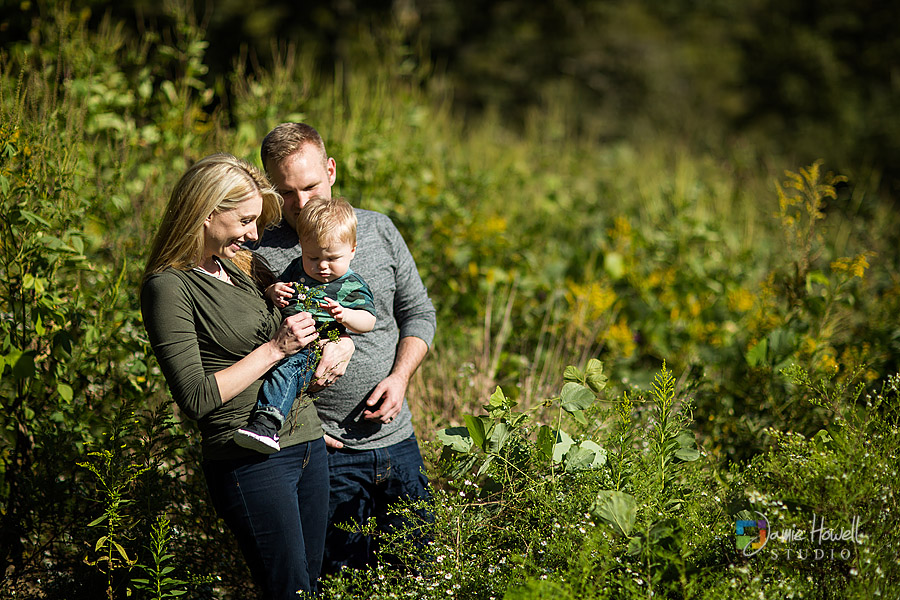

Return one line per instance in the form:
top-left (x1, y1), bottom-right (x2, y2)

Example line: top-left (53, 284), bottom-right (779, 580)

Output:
top-left (268, 144), bottom-right (337, 230)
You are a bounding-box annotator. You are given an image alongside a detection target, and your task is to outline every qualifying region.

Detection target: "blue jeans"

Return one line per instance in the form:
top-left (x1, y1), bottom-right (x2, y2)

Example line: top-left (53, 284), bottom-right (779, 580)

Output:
top-left (322, 434), bottom-right (432, 576)
top-left (202, 438), bottom-right (329, 598)
top-left (257, 348), bottom-right (318, 425)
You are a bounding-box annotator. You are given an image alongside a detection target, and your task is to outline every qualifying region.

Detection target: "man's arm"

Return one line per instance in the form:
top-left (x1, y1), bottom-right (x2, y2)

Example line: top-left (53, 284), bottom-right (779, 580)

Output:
top-left (360, 215), bottom-right (435, 423)
top-left (362, 336), bottom-right (429, 423)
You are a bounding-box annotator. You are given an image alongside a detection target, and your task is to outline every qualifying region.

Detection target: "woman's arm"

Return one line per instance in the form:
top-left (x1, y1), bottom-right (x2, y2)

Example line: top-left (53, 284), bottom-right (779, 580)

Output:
top-left (213, 312), bottom-right (318, 401)
top-left (141, 272), bottom-right (318, 417)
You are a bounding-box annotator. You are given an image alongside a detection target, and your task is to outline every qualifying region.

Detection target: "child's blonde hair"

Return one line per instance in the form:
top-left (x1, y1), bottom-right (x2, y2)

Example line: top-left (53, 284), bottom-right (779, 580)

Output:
top-left (296, 196), bottom-right (357, 248)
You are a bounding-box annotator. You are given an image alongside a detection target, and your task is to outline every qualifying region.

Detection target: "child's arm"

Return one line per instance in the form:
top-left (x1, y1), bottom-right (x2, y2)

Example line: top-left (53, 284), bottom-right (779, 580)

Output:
top-left (265, 281), bottom-right (296, 309)
top-left (322, 298), bottom-right (376, 334)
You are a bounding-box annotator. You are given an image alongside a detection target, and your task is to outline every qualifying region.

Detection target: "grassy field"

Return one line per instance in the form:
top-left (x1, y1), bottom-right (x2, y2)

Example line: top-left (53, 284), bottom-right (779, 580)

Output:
top-left (1, 3), bottom-right (898, 599)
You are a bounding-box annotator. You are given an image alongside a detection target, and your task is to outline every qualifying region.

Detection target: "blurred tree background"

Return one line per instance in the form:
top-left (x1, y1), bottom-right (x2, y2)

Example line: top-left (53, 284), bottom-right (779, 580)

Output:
top-left (4, 0), bottom-right (899, 195)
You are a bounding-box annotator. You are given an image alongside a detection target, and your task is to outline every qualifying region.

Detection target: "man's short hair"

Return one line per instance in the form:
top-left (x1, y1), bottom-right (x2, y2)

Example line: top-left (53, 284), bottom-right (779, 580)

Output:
top-left (261, 122), bottom-right (329, 172)
top-left (296, 196), bottom-right (357, 248)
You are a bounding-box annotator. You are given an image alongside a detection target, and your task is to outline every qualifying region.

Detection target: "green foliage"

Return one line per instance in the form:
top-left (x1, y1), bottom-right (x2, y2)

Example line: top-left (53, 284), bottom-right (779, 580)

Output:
top-left (78, 448), bottom-right (150, 597)
top-left (320, 360), bottom-right (727, 600)
top-left (131, 516), bottom-right (188, 599)
top-left (323, 364), bottom-right (900, 599)
top-left (1, 1), bottom-right (899, 597)
top-left (723, 367), bottom-right (900, 599)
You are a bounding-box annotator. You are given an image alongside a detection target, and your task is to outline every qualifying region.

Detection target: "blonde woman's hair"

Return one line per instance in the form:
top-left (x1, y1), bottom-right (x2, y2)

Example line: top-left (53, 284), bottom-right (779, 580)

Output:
top-left (260, 122), bottom-right (329, 173)
top-left (143, 153), bottom-right (282, 280)
top-left (296, 196), bottom-right (357, 248)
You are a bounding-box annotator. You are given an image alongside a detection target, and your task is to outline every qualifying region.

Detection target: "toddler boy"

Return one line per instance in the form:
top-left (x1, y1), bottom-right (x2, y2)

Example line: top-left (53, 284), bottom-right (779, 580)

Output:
top-left (234, 196), bottom-right (376, 453)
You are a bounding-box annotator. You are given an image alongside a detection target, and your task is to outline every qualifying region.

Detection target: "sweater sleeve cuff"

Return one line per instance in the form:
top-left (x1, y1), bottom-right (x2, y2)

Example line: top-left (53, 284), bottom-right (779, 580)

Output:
top-left (399, 320), bottom-right (436, 348)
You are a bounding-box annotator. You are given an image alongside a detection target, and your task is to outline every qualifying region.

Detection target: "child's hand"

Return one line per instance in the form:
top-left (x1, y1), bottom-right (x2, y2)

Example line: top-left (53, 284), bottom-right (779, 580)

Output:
top-left (322, 297), bottom-right (344, 323)
top-left (266, 282), bottom-right (295, 308)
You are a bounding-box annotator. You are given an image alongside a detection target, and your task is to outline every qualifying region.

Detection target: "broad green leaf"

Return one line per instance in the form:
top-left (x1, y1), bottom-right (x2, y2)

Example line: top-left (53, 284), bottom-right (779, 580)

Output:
top-left (12, 350), bottom-right (35, 381)
top-left (746, 338), bottom-right (767, 367)
top-left (676, 430), bottom-right (695, 446)
top-left (488, 386), bottom-right (506, 407)
top-left (23, 273), bottom-right (35, 289)
top-left (674, 430), bottom-right (699, 460)
top-left (591, 490), bottom-right (637, 536)
top-left (674, 447), bottom-right (701, 461)
top-left (70, 234), bottom-right (84, 255)
top-left (569, 409), bottom-right (587, 425)
top-left (57, 383), bottom-right (74, 403)
top-left (436, 426), bottom-right (473, 453)
top-left (537, 425), bottom-right (554, 459)
top-left (564, 444), bottom-right (599, 472)
top-left (812, 429), bottom-right (833, 451)
top-left (560, 382), bottom-right (594, 413)
top-left (580, 440), bottom-right (607, 467)
top-left (768, 328), bottom-right (797, 359)
top-left (486, 421), bottom-right (510, 453)
top-left (476, 454), bottom-right (495, 476)
top-left (446, 454), bottom-right (478, 479)
top-left (563, 365), bottom-right (583, 383)
top-left (604, 251), bottom-right (625, 279)
top-left (464, 415), bottom-right (487, 451)
top-left (626, 535), bottom-right (642, 555)
top-left (584, 359), bottom-right (608, 394)
top-left (552, 429), bottom-right (574, 462)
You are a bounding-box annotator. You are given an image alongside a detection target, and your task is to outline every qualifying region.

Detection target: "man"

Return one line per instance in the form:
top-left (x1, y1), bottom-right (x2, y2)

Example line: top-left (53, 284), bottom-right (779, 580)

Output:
top-left (249, 122), bottom-right (436, 575)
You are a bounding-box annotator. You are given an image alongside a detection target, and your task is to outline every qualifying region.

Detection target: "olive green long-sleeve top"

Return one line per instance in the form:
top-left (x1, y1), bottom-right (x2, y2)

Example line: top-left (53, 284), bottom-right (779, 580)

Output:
top-left (141, 259), bottom-right (322, 460)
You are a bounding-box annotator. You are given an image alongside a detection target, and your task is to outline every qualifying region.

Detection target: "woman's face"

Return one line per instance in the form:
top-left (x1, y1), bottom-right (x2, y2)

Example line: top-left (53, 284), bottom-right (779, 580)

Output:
top-left (202, 192), bottom-right (263, 262)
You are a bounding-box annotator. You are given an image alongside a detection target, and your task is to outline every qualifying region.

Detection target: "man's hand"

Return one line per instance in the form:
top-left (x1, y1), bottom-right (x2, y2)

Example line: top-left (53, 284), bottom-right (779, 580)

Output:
top-left (363, 373), bottom-right (408, 423)
top-left (307, 335), bottom-right (354, 392)
top-left (323, 433), bottom-right (344, 449)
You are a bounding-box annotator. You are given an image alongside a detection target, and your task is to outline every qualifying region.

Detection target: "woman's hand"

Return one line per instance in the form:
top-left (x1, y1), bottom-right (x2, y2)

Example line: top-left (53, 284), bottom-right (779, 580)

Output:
top-left (271, 311), bottom-right (319, 359)
top-left (213, 311), bottom-right (317, 404)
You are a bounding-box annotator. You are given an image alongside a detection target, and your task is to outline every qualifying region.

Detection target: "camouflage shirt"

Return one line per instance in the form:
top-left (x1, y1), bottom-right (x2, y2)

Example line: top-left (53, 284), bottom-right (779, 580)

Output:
top-left (278, 263), bottom-right (376, 336)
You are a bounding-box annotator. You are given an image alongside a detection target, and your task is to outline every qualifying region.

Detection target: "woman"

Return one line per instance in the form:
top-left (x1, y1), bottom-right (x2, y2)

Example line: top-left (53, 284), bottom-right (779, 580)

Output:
top-left (141, 153), bottom-right (332, 597)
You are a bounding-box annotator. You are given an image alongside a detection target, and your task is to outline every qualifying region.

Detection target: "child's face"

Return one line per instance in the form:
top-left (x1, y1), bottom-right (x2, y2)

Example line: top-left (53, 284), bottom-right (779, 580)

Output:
top-left (300, 237), bottom-right (356, 283)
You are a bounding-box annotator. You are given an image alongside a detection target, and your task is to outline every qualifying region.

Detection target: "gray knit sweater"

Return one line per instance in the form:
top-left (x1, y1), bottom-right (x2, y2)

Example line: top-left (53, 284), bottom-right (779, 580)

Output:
top-left (250, 209), bottom-right (437, 450)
